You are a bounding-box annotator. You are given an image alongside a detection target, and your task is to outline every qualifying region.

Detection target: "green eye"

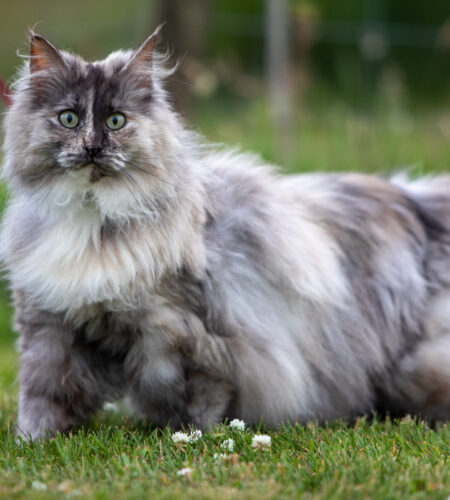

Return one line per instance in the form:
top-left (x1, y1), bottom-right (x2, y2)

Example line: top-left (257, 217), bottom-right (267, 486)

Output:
top-left (59, 110), bottom-right (79, 128)
top-left (106, 113), bottom-right (126, 130)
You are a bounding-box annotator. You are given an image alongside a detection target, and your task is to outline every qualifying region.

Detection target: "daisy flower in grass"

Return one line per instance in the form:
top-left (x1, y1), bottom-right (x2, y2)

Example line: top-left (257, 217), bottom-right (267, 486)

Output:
top-left (172, 429), bottom-right (202, 444)
top-left (189, 429), bottom-right (202, 442)
top-left (229, 419), bottom-right (246, 431)
top-left (221, 438), bottom-right (235, 452)
top-left (172, 431), bottom-right (191, 444)
top-left (31, 481), bottom-right (47, 491)
top-left (177, 467), bottom-right (193, 478)
top-left (251, 434), bottom-right (271, 450)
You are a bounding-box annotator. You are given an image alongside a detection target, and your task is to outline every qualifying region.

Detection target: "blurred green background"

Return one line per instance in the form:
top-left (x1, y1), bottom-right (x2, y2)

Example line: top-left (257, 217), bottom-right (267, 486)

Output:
top-left (0, 0), bottom-right (449, 392)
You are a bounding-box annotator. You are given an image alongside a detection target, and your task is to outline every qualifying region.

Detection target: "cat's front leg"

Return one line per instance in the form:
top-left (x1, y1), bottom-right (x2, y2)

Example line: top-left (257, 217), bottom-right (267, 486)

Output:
top-left (180, 314), bottom-right (235, 381)
top-left (16, 311), bottom-right (101, 440)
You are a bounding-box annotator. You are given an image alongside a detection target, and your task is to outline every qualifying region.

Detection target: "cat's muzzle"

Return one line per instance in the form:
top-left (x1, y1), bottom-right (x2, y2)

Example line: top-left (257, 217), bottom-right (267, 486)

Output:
top-left (75, 162), bottom-right (117, 183)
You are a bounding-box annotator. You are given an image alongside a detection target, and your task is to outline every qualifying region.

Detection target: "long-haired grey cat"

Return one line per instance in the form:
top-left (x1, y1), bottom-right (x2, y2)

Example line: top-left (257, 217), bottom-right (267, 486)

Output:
top-left (1, 28), bottom-right (449, 440)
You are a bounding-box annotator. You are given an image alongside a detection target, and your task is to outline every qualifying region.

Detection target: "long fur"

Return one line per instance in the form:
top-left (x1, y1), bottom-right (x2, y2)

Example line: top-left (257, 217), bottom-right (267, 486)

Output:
top-left (1, 32), bottom-right (449, 439)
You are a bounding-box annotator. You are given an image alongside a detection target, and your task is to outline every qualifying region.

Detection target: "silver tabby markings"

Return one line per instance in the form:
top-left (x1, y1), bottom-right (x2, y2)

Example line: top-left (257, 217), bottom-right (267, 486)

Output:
top-left (1, 29), bottom-right (449, 440)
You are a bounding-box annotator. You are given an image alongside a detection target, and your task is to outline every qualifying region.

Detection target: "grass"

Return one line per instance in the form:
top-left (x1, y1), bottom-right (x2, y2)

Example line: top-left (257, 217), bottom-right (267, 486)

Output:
top-left (0, 100), bottom-right (449, 498)
top-left (193, 97), bottom-right (450, 175)
top-left (0, 410), bottom-right (448, 499)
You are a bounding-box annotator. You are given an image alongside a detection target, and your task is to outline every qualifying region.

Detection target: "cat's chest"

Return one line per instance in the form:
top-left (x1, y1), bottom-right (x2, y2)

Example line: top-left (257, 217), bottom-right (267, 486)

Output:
top-left (12, 218), bottom-right (155, 313)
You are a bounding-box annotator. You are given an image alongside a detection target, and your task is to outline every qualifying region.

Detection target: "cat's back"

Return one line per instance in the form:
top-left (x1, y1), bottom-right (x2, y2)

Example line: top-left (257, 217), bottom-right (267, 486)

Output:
top-left (202, 156), bottom-right (450, 350)
top-left (204, 154), bottom-right (450, 328)
top-left (202, 153), bottom-right (429, 265)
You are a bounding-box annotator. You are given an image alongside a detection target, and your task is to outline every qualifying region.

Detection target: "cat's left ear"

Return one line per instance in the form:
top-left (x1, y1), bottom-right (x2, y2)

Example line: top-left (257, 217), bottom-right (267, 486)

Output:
top-left (29, 31), bottom-right (65, 73)
top-left (124, 24), bottom-right (164, 72)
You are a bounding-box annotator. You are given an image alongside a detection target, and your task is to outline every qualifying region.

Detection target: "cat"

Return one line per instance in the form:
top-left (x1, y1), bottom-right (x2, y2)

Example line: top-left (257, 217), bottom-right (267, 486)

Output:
top-left (1, 28), bottom-right (449, 440)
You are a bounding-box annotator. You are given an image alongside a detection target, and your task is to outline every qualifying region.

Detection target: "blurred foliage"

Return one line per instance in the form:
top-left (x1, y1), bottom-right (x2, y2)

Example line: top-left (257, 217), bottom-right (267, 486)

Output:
top-left (0, 0), bottom-right (153, 80)
top-left (207, 0), bottom-right (450, 105)
top-left (0, 0), bottom-right (449, 108)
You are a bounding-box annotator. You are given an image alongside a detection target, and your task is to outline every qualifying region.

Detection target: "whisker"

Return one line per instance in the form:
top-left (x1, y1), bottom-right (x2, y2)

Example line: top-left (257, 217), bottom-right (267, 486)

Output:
top-left (100, 152), bottom-right (198, 165)
top-left (122, 159), bottom-right (174, 182)
top-left (123, 160), bottom-right (202, 197)
top-left (120, 171), bottom-right (145, 211)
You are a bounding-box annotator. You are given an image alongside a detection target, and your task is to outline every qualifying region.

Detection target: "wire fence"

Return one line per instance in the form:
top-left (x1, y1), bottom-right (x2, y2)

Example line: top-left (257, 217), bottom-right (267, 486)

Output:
top-left (212, 12), bottom-right (448, 49)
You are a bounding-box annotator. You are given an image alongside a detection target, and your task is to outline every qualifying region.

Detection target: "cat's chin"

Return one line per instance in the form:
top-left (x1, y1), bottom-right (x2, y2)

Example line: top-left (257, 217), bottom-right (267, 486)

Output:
top-left (73, 162), bottom-right (117, 184)
top-left (44, 166), bottom-right (147, 224)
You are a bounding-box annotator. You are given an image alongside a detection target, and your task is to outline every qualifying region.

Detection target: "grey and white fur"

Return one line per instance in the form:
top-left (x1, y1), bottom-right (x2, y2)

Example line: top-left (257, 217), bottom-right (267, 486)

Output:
top-left (1, 28), bottom-right (449, 440)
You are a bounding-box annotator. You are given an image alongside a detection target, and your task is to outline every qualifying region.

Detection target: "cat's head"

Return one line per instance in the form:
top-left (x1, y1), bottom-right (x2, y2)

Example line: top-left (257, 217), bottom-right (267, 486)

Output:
top-left (3, 28), bottom-right (197, 221)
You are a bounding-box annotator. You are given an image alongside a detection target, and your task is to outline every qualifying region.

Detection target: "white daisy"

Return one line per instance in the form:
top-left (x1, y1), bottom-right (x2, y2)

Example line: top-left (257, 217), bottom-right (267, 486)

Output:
top-left (221, 438), bottom-right (235, 452)
top-left (103, 402), bottom-right (118, 412)
top-left (189, 429), bottom-right (202, 441)
top-left (229, 419), bottom-right (246, 431)
top-left (31, 481), bottom-right (47, 491)
top-left (176, 467), bottom-right (193, 478)
top-left (251, 434), bottom-right (271, 449)
top-left (172, 431), bottom-right (191, 444)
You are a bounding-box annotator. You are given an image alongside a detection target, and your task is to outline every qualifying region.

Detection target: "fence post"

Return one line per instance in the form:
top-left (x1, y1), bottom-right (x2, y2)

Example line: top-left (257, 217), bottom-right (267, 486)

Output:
top-left (265, 0), bottom-right (292, 163)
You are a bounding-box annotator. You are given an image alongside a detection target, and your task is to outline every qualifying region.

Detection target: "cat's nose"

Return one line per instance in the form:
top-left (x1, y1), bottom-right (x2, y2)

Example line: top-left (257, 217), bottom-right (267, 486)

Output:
top-left (85, 145), bottom-right (103, 158)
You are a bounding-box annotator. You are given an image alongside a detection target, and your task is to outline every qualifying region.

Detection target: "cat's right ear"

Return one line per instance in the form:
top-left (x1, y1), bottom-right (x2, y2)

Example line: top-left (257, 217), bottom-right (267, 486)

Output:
top-left (29, 31), bottom-right (65, 73)
top-left (124, 24), bottom-right (164, 73)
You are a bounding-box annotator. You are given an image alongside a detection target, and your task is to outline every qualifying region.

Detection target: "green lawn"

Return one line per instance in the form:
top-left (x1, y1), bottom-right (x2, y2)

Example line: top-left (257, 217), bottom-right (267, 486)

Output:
top-left (0, 415), bottom-right (448, 499)
top-left (0, 101), bottom-right (449, 499)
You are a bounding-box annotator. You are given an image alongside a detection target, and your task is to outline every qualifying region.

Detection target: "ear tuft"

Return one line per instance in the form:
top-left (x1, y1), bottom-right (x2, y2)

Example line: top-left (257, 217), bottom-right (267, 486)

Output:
top-left (29, 30), bottom-right (64, 73)
top-left (125, 24), bottom-right (165, 70)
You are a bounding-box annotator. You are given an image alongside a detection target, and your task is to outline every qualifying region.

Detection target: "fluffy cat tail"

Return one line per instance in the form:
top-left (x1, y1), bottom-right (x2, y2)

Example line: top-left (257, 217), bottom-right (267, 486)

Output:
top-left (391, 173), bottom-right (450, 234)
top-left (390, 173), bottom-right (450, 421)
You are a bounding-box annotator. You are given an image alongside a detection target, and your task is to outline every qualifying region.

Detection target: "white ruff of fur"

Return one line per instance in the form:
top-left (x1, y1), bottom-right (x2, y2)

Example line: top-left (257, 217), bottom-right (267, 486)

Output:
top-left (1, 197), bottom-right (204, 316)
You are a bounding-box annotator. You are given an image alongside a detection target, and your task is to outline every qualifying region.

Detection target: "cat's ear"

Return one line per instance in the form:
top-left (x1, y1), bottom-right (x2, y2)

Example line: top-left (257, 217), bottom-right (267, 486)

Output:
top-left (29, 31), bottom-right (65, 73)
top-left (125, 24), bottom-right (164, 72)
